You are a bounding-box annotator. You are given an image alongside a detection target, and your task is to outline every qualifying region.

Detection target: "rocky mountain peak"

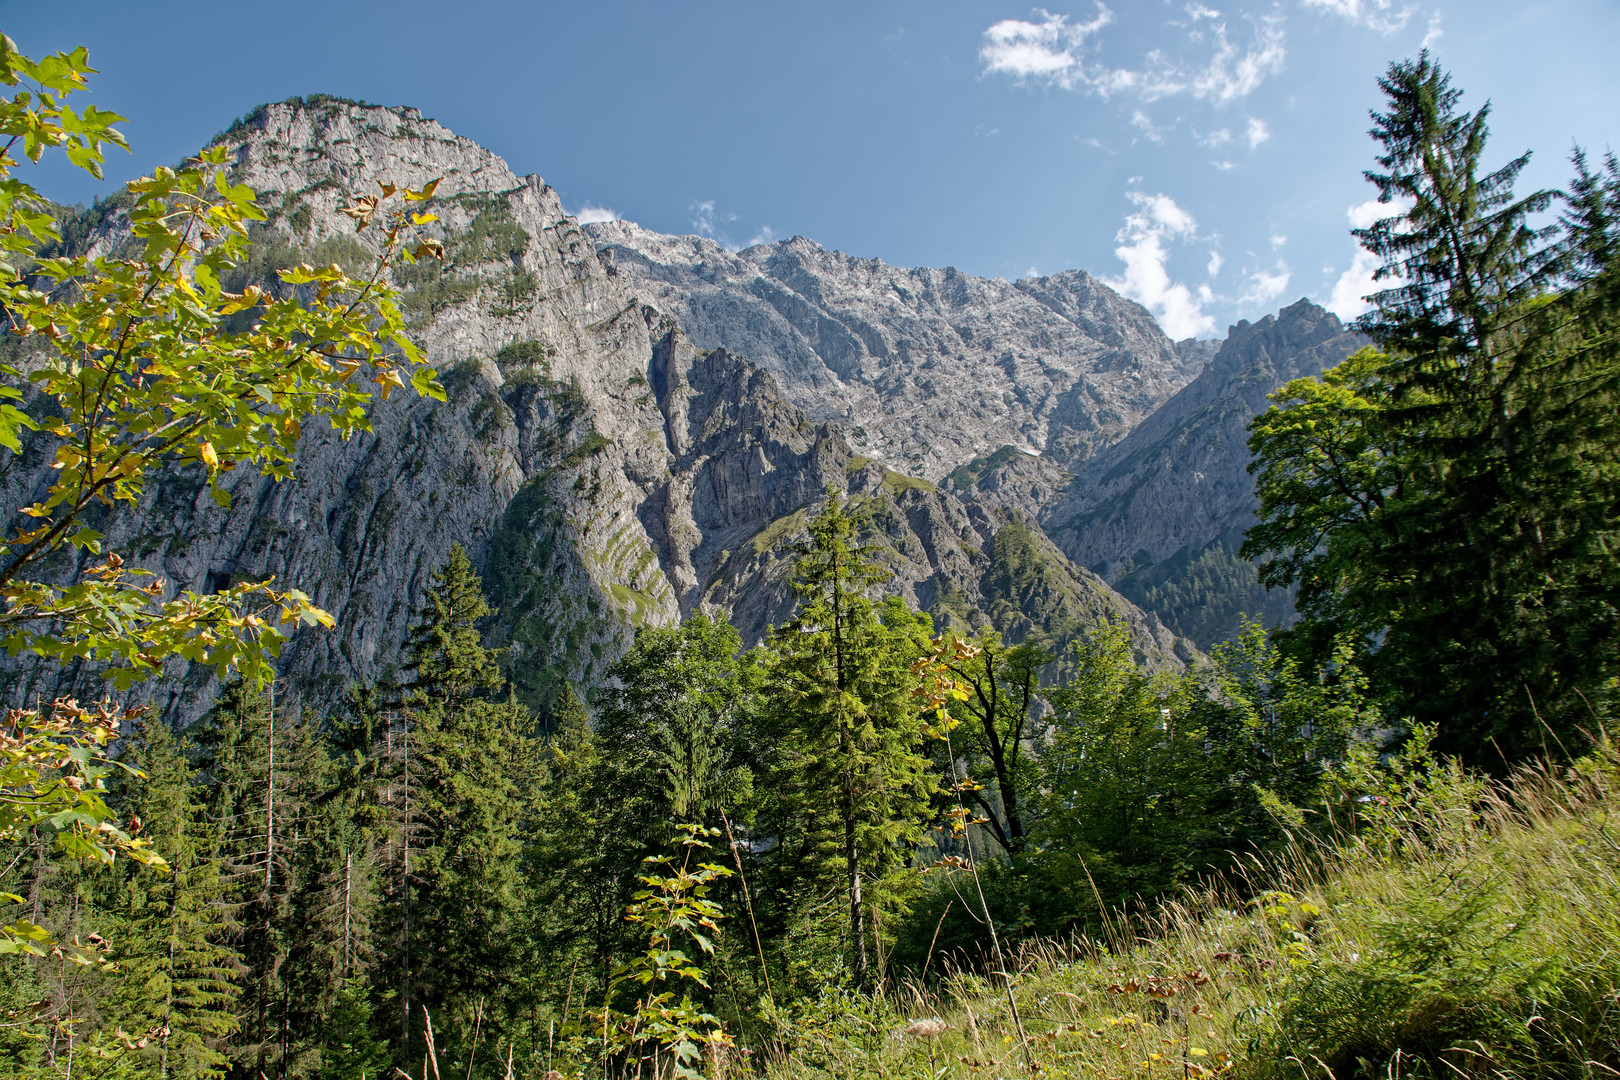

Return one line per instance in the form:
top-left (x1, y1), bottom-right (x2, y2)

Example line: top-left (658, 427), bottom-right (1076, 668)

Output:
top-left (219, 97), bottom-right (523, 201)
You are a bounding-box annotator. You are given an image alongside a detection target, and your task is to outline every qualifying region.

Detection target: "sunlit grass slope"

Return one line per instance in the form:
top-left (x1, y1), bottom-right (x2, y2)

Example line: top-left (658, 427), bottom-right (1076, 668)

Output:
top-left (762, 742), bottom-right (1620, 1080)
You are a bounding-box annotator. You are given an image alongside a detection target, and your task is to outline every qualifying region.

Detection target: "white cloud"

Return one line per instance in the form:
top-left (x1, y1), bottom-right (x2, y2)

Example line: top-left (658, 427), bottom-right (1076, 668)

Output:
top-left (1346, 195), bottom-right (1412, 230)
top-left (1183, 14), bottom-right (1286, 103)
top-left (747, 226), bottom-right (779, 248)
top-left (1326, 247), bottom-right (1381, 319)
top-left (1132, 109), bottom-right (1168, 142)
top-left (1326, 197), bottom-right (1412, 318)
top-left (1197, 127), bottom-right (1233, 148)
top-left (690, 199), bottom-right (718, 236)
top-left (574, 203), bottom-right (618, 225)
top-left (1346, 198), bottom-right (1384, 229)
top-left (1242, 262), bottom-right (1293, 307)
top-left (1207, 249), bottom-right (1225, 276)
top-left (980, 5), bottom-right (1285, 104)
top-left (1026, 265), bottom-right (1042, 278)
top-left (1301, 0), bottom-right (1414, 35)
top-left (1102, 191), bottom-right (1217, 339)
top-left (688, 200), bottom-right (749, 250)
top-left (1270, 233), bottom-right (1287, 248)
top-left (1421, 11), bottom-right (1443, 48)
top-left (1211, 159), bottom-right (1235, 171)
top-left (979, 5), bottom-right (1113, 88)
top-left (1246, 116), bottom-right (1270, 149)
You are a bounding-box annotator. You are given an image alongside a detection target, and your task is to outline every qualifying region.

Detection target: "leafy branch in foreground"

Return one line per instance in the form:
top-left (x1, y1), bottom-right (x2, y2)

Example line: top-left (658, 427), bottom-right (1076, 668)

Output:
top-left (0, 33), bottom-right (444, 689)
top-left (0, 34), bottom-right (440, 971)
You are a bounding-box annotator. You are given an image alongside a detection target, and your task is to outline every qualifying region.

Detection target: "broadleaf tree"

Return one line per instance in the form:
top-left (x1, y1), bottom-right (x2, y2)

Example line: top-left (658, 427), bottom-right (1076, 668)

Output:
top-left (0, 36), bottom-right (440, 958)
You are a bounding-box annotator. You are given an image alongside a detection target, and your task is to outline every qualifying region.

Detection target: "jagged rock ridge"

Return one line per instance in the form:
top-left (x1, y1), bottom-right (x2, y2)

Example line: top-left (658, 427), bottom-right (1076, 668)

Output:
top-left (1042, 301), bottom-right (1366, 643)
top-left (586, 221), bottom-right (1203, 481)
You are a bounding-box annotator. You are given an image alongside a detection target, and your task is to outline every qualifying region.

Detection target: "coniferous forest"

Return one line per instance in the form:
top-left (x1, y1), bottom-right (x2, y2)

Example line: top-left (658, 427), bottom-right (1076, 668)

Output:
top-left (2, 38), bottom-right (1619, 1080)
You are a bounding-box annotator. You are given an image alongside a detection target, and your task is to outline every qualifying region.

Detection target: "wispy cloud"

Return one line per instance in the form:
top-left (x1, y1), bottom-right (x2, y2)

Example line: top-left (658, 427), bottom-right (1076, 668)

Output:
top-left (1246, 116), bottom-right (1270, 148)
top-left (1301, 0), bottom-right (1414, 35)
top-left (690, 199), bottom-right (719, 236)
top-left (1103, 191), bottom-right (1218, 339)
top-left (1242, 261), bottom-right (1293, 306)
top-left (574, 203), bottom-right (619, 225)
top-left (980, 5), bottom-right (1286, 104)
top-left (1421, 12), bottom-right (1443, 48)
top-left (980, 5), bottom-right (1114, 88)
top-left (1132, 110), bottom-right (1169, 143)
top-left (688, 199), bottom-right (766, 252)
top-left (1180, 13), bottom-right (1287, 103)
top-left (1197, 127), bottom-right (1233, 148)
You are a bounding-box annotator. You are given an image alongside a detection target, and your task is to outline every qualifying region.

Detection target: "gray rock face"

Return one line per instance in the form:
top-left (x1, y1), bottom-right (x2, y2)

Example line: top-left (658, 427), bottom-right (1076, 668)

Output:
top-left (586, 222), bottom-right (1202, 480)
top-left (6, 99), bottom-right (1193, 722)
top-left (1044, 299), bottom-right (1366, 575)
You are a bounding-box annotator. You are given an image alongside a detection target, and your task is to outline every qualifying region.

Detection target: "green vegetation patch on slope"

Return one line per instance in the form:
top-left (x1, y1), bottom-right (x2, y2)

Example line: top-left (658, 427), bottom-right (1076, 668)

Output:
top-left (946, 444), bottom-right (1024, 489)
top-left (763, 740), bottom-right (1620, 1080)
top-left (1113, 527), bottom-right (1294, 648)
top-left (981, 516), bottom-right (1117, 654)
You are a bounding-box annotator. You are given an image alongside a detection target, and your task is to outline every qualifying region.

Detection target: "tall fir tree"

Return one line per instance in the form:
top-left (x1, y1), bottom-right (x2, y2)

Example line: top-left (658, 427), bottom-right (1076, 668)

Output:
top-left (762, 491), bottom-right (936, 987)
top-left (370, 545), bottom-right (545, 1069)
top-left (111, 715), bottom-right (241, 1080)
top-left (1245, 54), bottom-right (1620, 762)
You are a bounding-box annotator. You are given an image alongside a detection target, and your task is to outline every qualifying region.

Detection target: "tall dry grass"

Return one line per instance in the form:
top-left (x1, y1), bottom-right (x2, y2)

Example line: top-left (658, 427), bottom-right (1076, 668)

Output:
top-left (759, 741), bottom-right (1620, 1080)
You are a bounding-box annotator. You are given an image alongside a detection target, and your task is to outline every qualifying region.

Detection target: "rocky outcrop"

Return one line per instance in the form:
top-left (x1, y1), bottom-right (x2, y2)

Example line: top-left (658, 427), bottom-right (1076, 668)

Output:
top-left (587, 222), bottom-right (1202, 481)
top-left (1036, 300), bottom-right (1367, 644)
top-left (1045, 299), bottom-right (1365, 574)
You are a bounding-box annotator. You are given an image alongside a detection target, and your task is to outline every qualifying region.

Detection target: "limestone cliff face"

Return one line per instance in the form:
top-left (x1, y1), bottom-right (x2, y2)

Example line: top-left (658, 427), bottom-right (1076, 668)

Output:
top-left (585, 222), bottom-right (1202, 481)
top-left (1034, 300), bottom-right (1367, 645)
top-left (1044, 300), bottom-right (1365, 574)
top-left (5, 99), bottom-right (1191, 721)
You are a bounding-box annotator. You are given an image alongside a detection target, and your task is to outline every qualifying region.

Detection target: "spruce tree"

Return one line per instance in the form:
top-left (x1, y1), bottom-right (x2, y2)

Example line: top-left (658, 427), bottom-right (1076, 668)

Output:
top-left (1245, 55), bottom-right (1620, 762)
top-left (373, 545), bottom-right (545, 1067)
top-left (112, 715), bottom-right (241, 1080)
top-left (763, 491), bottom-right (935, 987)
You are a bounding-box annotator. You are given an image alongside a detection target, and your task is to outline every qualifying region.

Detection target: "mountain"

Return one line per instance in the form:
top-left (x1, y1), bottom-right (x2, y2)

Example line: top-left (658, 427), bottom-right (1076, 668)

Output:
top-left (585, 221), bottom-right (1203, 480)
top-left (5, 98), bottom-right (1200, 723)
top-left (1043, 301), bottom-right (1367, 644)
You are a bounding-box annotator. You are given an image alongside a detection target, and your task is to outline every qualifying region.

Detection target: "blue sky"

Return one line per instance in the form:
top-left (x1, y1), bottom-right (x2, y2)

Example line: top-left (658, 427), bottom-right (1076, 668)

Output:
top-left (10, 1), bottom-right (1619, 338)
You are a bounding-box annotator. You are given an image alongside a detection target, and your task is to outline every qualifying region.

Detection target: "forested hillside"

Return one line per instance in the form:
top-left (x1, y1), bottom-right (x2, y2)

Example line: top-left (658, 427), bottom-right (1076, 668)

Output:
top-left (0, 37), bottom-right (1616, 1080)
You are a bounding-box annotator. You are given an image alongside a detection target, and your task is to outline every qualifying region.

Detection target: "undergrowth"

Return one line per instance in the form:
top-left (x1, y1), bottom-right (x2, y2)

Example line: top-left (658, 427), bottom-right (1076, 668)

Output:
top-left (750, 737), bottom-right (1620, 1080)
